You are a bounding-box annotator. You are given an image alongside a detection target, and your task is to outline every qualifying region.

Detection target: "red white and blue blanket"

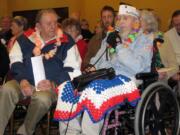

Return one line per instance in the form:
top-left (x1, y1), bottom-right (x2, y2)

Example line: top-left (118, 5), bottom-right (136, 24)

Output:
top-left (54, 75), bottom-right (140, 123)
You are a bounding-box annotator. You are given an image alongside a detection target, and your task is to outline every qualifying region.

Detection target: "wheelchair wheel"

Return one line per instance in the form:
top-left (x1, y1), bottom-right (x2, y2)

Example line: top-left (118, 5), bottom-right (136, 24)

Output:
top-left (135, 82), bottom-right (180, 135)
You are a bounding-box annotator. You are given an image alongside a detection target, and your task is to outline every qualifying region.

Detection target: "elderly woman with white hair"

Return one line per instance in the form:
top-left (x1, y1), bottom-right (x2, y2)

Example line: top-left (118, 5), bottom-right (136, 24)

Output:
top-left (140, 10), bottom-right (159, 34)
top-left (140, 10), bottom-right (164, 70)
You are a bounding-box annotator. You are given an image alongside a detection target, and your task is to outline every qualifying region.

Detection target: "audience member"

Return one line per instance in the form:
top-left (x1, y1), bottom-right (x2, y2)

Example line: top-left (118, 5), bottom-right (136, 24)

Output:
top-left (7, 16), bottom-right (28, 52)
top-left (0, 9), bottom-right (81, 135)
top-left (80, 19), bottom-right (93, 42)
top-left (70, 11), bottom-right (81, 22)
top-left (0, 16), bottom-right (12, 84)
top-left (62, 18), bottom-right (88, 69)
top-left (94, 20), bottom-right (103, 34)
top-left (140, 10), bottom-right (167, 80)
top-left (0, 16), bottom-right (12, 45)
top-left (83, 5), bottom-right (116, 67)
top-left (0, 42), bottom-right (9, 85)
top-left (158, 10), bottom-right (180, 87)
top-left (140, 10), bottom-right (158, 34)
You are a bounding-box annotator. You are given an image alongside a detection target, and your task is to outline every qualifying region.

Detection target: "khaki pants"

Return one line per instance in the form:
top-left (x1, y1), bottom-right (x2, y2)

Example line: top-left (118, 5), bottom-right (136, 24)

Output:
top-left (0, 80), bottom-right (56, 135)
top-left (59, 111), bottom-right (104, 135)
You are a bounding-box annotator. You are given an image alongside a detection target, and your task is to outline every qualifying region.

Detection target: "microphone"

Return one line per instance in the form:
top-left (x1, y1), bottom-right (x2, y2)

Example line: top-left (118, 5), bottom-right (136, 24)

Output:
top-left (106, 26), bottom-right (122, 53)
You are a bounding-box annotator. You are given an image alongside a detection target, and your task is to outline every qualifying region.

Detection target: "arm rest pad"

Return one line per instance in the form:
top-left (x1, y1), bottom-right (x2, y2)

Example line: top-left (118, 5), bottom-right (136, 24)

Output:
top-left (136, 72), bottom-right (158, 80)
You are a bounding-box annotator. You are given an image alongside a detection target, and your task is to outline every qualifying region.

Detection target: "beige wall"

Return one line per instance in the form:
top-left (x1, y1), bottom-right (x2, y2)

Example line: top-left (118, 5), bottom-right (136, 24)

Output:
top-left (7, 0), bottom-right (82, 18)
top-left (120, 0), bottom-right (180, 31)
top-left (82, 0), bottom-right (180, 31)
top-left (0, 0), bottom-right (10, 17)
top-left (1, 0), bottom-right (180, 31)
top-left (81, 0), bottom-right (119, 32)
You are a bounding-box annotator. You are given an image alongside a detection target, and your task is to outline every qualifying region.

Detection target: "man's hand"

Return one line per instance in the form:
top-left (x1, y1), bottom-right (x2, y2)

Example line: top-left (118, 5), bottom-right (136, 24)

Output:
top-left (37, 80), bottom-right (52, 91)
top-left (84, 64), bottom-right (96, 73)
top-left (106, 31), bottom-right (122, 49)
top-left (20, 79), bottom-right (33, 96)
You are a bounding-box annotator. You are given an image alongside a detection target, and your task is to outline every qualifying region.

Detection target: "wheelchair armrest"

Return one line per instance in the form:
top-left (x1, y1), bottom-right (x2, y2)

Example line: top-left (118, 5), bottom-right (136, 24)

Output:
top-left (136, 72), bottom-right (159, 89)
top-left (135, 72), bottom-right (158, 80)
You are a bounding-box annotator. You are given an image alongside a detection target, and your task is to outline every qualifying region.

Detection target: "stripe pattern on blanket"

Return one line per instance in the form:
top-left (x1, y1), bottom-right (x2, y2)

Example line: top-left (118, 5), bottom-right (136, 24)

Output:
top-left (54, 75), bottom-right (140, 123)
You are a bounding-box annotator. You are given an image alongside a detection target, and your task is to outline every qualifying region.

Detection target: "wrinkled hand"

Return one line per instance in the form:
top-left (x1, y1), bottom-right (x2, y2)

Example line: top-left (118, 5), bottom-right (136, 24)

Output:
top-left (84, 64), bottom-right (96, 73)
top-left (106, 31), bottom-right (122, 49)
top-left (20, 79), bottom-right (33, 96)
top-left (37, 80), bottom-right (52, 91)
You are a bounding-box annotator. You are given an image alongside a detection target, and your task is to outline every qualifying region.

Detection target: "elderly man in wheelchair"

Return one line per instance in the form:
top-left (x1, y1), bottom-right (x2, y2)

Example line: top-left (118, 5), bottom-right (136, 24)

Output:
top-left (55, 5), bottom-right (180, 135)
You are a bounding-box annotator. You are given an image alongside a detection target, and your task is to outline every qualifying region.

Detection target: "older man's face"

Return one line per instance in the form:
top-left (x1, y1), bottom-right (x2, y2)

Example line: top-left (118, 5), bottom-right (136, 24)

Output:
top-left (172, 15), bottom-right (180, 34)
top-left (116, 15), bottom-right (135, 32)
top-left (37, 13), bottom-right (58, 40)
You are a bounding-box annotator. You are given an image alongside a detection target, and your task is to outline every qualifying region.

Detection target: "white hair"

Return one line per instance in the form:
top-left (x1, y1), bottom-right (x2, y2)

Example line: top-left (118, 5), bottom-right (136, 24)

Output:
top-left (140, 10), bottom-right (159, 33)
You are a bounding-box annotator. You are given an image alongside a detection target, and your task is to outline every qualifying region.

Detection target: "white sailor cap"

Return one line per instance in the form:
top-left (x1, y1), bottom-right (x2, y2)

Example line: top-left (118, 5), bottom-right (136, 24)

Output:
top-left (118, 5), bottom-right (139, 18)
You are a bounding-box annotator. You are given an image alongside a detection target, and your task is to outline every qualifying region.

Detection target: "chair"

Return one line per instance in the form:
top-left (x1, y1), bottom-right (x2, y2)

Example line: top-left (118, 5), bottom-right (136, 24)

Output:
top-left (9, 97), bottom-right (31, 135)
top-left (8, 98), bottom-right (56, 135)
top-left (2, 72), bottom-right (56, 135)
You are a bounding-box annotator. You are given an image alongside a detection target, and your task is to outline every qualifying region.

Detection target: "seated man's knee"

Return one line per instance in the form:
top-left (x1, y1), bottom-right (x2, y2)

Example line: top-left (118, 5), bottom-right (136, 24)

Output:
top-left (1, 80), bottom-right (20, 98)
top-left (32, 91), bottom-right (53, 110)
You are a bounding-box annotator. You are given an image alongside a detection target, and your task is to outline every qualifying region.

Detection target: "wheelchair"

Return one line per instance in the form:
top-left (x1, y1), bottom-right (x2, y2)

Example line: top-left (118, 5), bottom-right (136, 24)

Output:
top-left (92, 36), bottom-right (180, 135)
top-left (71, 64), bottom-right (180, 135)
top-left (100, 71), bottom-right (180, 135)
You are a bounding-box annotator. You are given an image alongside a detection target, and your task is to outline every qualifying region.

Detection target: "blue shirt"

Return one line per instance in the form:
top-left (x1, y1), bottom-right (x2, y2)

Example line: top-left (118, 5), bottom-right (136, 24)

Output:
top-left (90, 31), bottom-right (154, 78)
